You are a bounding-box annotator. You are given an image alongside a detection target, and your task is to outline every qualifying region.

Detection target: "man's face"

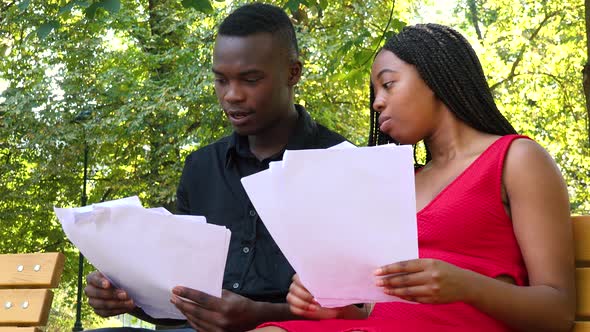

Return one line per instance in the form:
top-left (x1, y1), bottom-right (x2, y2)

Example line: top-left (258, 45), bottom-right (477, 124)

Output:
top-left (212, 33), bottom-right (300, 136)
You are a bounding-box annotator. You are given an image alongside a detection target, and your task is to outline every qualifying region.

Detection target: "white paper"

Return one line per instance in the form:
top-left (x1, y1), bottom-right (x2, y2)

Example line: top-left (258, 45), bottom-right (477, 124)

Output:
top-left (55, 197), bottom-right (230, 319)
top-left (328, 141), bottom-right (357, 149)
top-left (242, 145), bottom-right (418, 307)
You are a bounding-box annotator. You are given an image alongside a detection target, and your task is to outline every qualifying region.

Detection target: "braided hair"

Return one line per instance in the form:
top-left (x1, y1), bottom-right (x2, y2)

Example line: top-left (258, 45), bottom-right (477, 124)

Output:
top-left (218, 3), bottom-right (299, 61)
top-left (368, 24), bottom-right (517, 164)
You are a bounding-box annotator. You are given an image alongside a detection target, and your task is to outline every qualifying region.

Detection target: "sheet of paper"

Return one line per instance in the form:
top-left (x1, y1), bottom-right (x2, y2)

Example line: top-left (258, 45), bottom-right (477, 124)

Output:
top-left (328, 141), bottom-right (357, 149)
top-left (55, 197), bottom-right (230, 319)
top-left (242, 145), bottom-right (418, 307)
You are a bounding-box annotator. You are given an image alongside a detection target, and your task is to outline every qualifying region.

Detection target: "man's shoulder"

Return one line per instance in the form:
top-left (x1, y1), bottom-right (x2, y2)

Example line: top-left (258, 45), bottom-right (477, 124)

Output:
top-left (183, 135), bottom-right (232, 165)
top-left (313, 122), bottom-right (349, 149)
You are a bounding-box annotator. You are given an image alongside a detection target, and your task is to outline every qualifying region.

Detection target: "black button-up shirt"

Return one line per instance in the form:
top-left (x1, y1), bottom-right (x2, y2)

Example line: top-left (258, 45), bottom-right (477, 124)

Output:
top-left (176, 105), bottom-right (347, 303)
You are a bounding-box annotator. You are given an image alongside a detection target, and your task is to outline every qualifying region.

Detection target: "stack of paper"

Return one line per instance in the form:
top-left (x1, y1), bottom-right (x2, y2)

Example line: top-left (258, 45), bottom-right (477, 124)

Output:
top-left (54, 197), bottom-right (231, 319)
top-left (241, 144), bottom-right (418, 307)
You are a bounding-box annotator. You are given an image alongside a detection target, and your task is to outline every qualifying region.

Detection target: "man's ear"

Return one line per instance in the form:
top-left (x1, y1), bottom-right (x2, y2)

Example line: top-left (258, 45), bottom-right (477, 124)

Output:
top-left (288, 60), bottom-right (303, 86)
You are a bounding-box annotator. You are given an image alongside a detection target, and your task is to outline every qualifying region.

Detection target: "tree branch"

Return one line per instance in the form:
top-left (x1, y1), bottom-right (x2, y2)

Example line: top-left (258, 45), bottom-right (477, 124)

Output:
top-left (490, 11), bottom-right (559, 91)
top-left (360, 0), bottom-right (395, 67)
top-left (467, 0), bottom-right (483, 40)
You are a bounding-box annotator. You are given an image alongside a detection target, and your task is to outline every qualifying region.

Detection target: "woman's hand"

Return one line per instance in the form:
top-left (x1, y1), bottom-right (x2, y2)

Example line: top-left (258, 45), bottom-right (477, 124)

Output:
top-left (287, 274), bottom-right (345, 320)
top-left (375, 258), bottom-right (474, 304)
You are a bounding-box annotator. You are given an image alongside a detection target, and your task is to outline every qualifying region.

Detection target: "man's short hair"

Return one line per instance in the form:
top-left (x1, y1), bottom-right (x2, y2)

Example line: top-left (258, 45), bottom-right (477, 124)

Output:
top-left (218, 3), bottom-right (299, 60)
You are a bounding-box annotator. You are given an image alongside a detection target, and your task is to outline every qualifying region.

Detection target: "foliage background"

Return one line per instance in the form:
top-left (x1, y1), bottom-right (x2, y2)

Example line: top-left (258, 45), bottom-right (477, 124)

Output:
top-left (0, 0), bottom-right (588, 330)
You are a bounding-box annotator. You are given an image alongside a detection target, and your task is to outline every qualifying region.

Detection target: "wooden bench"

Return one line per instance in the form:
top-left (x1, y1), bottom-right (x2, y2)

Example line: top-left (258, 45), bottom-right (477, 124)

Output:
top-left (0, 253), bottom-right (65, 332)
top-left (573, 215), bottom-right (590, 331)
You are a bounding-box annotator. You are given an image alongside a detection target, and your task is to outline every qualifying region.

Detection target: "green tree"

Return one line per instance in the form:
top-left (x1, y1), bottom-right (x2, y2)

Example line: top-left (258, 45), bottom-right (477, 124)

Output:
top-left (0, 0), bottom-right (587, 329)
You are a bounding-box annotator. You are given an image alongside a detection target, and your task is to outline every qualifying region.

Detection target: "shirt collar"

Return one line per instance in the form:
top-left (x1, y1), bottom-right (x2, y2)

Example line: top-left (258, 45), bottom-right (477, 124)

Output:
top-left (225, 104), bottom-right (316, 168)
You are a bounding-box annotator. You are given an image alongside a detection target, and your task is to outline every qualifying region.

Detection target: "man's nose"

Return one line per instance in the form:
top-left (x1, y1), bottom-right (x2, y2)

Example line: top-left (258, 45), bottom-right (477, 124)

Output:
top-left (224, 83), bottom-right (246, 103)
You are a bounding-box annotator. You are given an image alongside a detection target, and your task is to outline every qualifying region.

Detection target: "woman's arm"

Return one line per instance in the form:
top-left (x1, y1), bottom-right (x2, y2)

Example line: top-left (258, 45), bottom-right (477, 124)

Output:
top-left (464, 138), bottom-right (575, 331)
top-left (376, 138), bottom-right (575, 331)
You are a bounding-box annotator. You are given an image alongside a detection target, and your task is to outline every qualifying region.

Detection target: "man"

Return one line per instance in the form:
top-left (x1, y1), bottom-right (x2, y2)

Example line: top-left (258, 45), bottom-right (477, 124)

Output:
top-left (85, 3), bottom-right (347, 331)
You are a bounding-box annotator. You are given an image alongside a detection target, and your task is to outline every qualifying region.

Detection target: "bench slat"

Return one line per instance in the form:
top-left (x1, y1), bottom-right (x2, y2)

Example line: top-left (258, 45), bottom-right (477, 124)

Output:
top-left (0, 253), bottom-right (64, 289)
top-left (574, 216), bottom-right (590, 267)
top-left (577, 215), bottom-right (590, 328)
top-left (0, 328), bottom-right (40, 332)
top-left (0, 289), bottom-right (53, 326)
top-left (574, 321), bottom-right (590, 332)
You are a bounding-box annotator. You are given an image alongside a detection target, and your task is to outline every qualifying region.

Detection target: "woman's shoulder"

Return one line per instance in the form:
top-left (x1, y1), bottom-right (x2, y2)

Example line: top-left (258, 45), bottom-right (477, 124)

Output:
top-left (503, 136), bottom-right (566, 200)
top-left (504, 137), bottom-right (557, 171)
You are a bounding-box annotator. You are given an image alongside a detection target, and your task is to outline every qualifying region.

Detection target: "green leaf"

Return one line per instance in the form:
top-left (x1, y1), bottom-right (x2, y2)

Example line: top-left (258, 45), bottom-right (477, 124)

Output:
top-left (17, 0), bottom-right (30, 12)
top-left (285, 0), bottom-right (300, 13)
top-left (85, 0), bottom-right (120, 19)
top-left (390, 18), bottom-right (407, 32)
top-left (181, 0), bottom-right (213, 14)
top-left (36, 21), bottom-right (60, 40)
top-left (58, 0), bottom-right (77, 15)
top-left (85, 3), bottom-right (100, 19)
top-left (319, 0), bottom-right (329, 10)
top-left (97, 0), bottom-right (120, 14)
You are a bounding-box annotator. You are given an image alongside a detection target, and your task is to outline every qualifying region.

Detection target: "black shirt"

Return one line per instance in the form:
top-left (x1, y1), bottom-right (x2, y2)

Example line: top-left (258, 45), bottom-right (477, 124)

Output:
top-left (176, 105), bottom-right (347, 303)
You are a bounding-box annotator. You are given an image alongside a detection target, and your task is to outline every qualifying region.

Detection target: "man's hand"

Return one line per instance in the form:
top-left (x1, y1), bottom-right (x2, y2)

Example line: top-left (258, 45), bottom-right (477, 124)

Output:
top-left (171, 287), bottom-right (262, 332)
top-left (84, 271), bottom-right (136, 317)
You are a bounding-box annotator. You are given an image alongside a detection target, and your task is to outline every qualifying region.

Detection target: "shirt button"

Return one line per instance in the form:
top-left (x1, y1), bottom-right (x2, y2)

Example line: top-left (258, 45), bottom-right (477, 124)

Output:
top-left (249, 209), bottom-right (257, 217)
top-left (242, 247), bottom-right (250, 254)
top-left (232, 282), bottom-right (240, 289)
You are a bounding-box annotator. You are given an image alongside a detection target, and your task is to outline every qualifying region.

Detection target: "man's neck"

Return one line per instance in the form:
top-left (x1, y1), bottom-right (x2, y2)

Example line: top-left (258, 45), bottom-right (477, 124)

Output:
top-left (248, 106), bottom-right (299, 161)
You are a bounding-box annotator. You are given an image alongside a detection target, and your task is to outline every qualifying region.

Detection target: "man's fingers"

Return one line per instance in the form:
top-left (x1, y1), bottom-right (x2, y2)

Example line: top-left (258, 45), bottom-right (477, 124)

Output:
top-left (86, 271), bottom-right (110, 288)
top-left (172, 295), bottom-right (224, 331)
top-left (84, 285), bottom-right (127, 300)
top-left (173, 286), bottom-right (222, 310)
top-left (88, 297), bottom-right (134, 311)
top-left (183, 311), bottom-right (222, 332)
top-left (90, 297), bottom-right (135, 317)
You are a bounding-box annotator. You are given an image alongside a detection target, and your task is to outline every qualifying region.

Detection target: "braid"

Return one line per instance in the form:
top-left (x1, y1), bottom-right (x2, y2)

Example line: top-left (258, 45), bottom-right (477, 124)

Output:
top-left (368, 23), bottom-right (516, 165)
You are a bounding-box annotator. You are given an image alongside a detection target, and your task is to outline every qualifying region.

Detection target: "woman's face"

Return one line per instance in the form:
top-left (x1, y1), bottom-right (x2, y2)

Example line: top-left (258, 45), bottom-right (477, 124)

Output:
top-left (371, 50), bottom-right (442, 144)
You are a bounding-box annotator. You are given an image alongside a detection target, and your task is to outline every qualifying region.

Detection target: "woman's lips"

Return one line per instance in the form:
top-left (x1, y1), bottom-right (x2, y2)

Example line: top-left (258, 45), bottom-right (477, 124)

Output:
top-left (379, 115), bottom-right (392, 132)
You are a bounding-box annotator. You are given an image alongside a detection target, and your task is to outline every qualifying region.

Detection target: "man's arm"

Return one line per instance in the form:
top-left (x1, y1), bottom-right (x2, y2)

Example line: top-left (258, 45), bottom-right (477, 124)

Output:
top-left (171, 287), bottom-right (301, 331)
top-left (129, 307), bottom-right (187, 327)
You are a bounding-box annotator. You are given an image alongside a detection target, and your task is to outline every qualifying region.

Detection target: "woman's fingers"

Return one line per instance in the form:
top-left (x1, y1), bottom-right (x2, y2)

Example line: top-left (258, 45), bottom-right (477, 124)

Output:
top-left (375, 259), bottom-right (426, 276)
top-left (377, 271), bottom-right (431, 289)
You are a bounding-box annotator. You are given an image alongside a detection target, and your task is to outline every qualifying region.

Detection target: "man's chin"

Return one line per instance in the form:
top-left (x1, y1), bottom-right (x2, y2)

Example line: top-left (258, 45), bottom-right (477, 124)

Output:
top-left (232, 125), bottom-right (257, 136)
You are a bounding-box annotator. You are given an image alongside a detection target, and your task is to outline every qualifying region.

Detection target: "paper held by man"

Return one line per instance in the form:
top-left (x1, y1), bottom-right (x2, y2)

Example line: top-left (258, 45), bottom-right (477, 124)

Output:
top-left (54, 196), bottom-right (231, 319)
top-left (55, 143), bottom-right (418, 319)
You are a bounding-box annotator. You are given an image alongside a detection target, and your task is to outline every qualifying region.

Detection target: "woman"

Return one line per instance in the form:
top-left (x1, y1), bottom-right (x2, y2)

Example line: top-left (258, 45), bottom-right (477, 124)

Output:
top-left (254, 24), bottom-right (575, 332)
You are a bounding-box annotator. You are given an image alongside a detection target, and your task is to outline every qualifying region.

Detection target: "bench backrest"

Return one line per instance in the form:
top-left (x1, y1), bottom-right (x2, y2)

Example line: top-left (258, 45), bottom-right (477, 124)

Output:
top-left (574, 215), bottom-right (590, 331)
top-left (0, 253), bottom-right (65, 332)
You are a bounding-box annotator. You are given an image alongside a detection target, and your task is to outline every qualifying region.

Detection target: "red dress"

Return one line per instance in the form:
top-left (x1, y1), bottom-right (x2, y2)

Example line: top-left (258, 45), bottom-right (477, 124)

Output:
top-left (259, 135), bottom-right (529, 332)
